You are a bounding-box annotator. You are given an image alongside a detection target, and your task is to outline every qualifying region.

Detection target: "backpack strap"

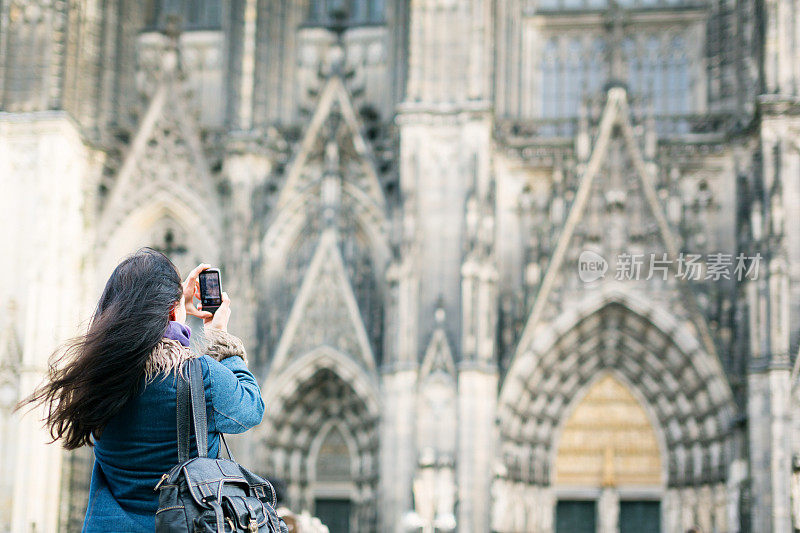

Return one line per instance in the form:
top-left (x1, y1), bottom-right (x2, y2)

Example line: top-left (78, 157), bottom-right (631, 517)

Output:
top-left (187, 358), bottom-right (209, 458)
top-left (176, 365), bottom-right (191, 463)
top-left (176, 358), bottom-right (208, 460)
top-left (219, 433), bottom-right (236, 462)
top-left (207, 499), bottom-right (227, 533)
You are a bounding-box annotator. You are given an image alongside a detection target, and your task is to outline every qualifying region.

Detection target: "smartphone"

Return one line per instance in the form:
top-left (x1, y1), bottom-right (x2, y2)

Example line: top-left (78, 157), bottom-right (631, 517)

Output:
top-left (198, 268), bottom-right (223, 314)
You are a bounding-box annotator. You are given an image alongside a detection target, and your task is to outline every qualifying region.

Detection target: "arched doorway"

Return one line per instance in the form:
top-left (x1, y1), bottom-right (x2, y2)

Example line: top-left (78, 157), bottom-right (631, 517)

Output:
top-left (311, 424), bottom-right (358, 533)
top-left (495, 293), bottom-right (736, 533)
top-left (553, 373), bottom-right (664, 533)
top-left (261, 349), bottom-right (379, 532)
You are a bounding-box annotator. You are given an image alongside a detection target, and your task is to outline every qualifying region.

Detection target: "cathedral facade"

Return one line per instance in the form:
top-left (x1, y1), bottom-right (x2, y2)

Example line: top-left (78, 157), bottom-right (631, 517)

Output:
top-left (2, 1), bottom-right (800, 532)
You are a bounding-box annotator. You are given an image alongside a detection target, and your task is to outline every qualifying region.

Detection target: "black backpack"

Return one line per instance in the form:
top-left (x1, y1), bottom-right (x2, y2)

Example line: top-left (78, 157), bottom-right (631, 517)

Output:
top-left (154, 358), bottom-right (287, 533)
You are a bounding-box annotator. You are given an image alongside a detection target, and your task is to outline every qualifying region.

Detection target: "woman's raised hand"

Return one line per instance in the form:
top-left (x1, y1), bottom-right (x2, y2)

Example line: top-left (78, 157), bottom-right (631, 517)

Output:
top-left (182, 264), bottom-right (213, 320)
top-left (204, 292), bottom-right (231, 332)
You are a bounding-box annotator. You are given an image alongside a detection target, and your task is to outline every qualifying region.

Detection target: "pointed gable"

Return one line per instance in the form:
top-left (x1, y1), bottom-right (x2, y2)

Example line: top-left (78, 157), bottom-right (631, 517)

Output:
top-left (98, 71), bottom-right (221, 244)
top-left (271, 228), bottom-right (376, 373)
top-left (276, 76), bottom-right (386, 212)
top-left (518, 87), bottom-right (717, 358)
top-left (261, 74), bottom-right (391, 271)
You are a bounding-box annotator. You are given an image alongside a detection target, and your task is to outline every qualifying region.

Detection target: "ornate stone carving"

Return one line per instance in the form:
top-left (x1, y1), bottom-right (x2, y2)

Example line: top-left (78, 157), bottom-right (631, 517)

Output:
top-left (499, 290), bottom-right (735, 488)
top-left (262, 364), bottom-right (379, 532)
top-left (271, 229), bottom-right (377, 374)
top-left (555, 374), bottom-right (663, 487)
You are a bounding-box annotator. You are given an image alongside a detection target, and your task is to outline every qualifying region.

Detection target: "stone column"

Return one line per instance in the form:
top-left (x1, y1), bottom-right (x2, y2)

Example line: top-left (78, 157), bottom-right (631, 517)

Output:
top-left (662, 488), bottom-right (680, 533)
top-left (456, 367), bottom-right (497, 532)
top-left (598, 488), bottom-right (619, 533)
top-left (747, 247), bottom-right (793, 532)
top-left (726, 459), bottom-right (746, 532)
top-left (761, 0), bottom-right (800, 94)
top-left (713, 482), bottom-right (728, 532)
top-left (792, 458), bottom-right (800, 530)
top-left (4, 116), bottom-right (93, 533)
top-left (697, 484), bottom-right (713, 532)
top-left (380, 368), bottom-right (418, 532)
top-left (536, 486), bottom-right (555, 533)
top-left (747, 361), bottom-right (792, 533)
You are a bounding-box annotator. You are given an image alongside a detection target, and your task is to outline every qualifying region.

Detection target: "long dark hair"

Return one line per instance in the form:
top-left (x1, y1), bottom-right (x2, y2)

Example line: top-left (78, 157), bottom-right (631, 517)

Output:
top-left (17, 248), bottom-right (182, 450)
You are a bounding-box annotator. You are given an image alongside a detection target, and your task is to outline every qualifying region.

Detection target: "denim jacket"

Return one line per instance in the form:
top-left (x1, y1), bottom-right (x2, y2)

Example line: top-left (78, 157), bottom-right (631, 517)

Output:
top-left (82, 330), bottom-right (264, 532)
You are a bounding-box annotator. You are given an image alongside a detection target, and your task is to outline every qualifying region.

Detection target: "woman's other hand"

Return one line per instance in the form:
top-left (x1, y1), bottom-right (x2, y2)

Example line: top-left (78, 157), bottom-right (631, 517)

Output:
top-left (204, 292), bottom-right (231, 332)
top-left (183, 263), bottom-right (213, 321)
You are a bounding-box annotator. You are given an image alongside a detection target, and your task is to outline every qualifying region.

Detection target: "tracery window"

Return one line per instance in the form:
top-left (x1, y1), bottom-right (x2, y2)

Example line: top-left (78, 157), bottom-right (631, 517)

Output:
top-left (307, 0), bottom-right (385, 26)
top-left (144, 0), bottom-right (222, 31)
top-left (624, 34), bottom-right (690, 115)
top-left (540, 40), bottom-right (559, 117)
top-left (540, 37), bottom-right (607, 119)
top-left (538, 32), bottom-right (690, 120)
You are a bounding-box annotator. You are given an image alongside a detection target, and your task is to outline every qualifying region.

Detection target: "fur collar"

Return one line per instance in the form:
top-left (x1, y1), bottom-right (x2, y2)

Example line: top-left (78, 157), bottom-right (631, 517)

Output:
top-left (145, 338), bottom-right (195, 381)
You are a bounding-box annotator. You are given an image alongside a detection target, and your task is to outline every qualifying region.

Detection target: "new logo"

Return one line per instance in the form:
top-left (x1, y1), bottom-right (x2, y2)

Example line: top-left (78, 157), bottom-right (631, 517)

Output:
top-left (578, 250), bottom-right (608, 282)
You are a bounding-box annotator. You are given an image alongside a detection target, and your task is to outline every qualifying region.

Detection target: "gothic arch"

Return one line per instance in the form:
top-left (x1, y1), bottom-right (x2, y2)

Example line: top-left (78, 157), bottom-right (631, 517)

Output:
top-left (261, 180), bottom-right (390, 276)
top-left (308, 420), bottom-right (359, 487)
top-left (263, 345), bottom-right (380, 414)
top-left (97, 70), bottom-right (223, 252)
top-left (267, 230), bottom-right (379, 375)
top-left (499, 288), bottom-right (735, 488)
top-left (262, 186), bottom-right (389, 291)
top-left (261, 192), bottom-right (388, 364)
top-left (262, 74), bottom-right (390, 277)
top-left (97, 196), bottom-right (220, 278)
top-left (260, 346), bottom-right (379, 530)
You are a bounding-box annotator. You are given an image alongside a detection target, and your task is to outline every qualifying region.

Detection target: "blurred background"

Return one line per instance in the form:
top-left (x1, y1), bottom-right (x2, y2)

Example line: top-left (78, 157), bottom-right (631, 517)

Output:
top-left (1, 0), bottom-right (800, 532)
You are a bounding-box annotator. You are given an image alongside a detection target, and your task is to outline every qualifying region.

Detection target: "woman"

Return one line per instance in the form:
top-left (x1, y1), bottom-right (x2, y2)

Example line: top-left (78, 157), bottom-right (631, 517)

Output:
top-left (18, 249), bottom-right (265, 532)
